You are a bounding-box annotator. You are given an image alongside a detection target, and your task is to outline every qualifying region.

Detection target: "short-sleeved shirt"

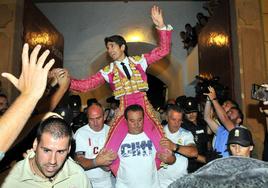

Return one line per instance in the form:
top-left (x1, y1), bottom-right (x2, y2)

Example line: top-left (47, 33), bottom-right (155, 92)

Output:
top-left (74, 124), bottom-right (113, 188)
top-left (158, 126), bottom-right (195, 188)
top-left (116, 132), bottom-right (159, 188)
top-left (214, 125), bottom-right (230, 157)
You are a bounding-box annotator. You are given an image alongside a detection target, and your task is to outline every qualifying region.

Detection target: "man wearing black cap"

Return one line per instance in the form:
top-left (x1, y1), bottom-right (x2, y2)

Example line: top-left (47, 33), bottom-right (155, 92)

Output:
top-left (181, 97), bottom-right (209, 172)
top-left (227, 127), bottom-right (254, 157)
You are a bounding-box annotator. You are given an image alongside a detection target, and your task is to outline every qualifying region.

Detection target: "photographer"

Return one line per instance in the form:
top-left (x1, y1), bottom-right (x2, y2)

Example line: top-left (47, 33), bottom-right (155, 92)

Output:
top-left (204, 86), bottom-right (243, 157)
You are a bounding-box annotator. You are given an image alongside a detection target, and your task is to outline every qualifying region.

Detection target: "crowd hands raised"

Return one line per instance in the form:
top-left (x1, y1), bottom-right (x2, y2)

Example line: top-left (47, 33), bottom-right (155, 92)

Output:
top-left (0, 4), bottom-right (268, 188)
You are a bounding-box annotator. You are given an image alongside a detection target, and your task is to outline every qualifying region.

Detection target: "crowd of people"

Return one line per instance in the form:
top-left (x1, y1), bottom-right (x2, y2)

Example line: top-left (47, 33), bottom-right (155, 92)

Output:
top-left (0, 5), bottom-right (268, 188)
top-left (180, 12), bottom-right (208, 54)
top-left (178, 0), bottom-right (220, 54)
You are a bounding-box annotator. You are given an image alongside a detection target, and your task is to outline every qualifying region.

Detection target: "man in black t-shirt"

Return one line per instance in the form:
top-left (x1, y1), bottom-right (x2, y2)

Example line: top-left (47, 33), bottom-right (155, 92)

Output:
top-left (181, 97), bottom-right (209, 173)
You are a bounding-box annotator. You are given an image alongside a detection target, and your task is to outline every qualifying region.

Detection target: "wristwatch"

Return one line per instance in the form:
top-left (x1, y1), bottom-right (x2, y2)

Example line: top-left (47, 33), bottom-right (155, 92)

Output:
top-left (173, 144), bottom-right (180, 153)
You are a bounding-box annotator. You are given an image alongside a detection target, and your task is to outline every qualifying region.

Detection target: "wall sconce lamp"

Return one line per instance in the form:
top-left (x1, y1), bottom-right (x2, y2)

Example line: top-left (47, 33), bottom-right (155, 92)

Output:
top-left (125, 29), bottom-right (144, 42)
top-left (207, 32), bottom-right (229, 47)
top-left (25, 31), bottom-right (56, 46)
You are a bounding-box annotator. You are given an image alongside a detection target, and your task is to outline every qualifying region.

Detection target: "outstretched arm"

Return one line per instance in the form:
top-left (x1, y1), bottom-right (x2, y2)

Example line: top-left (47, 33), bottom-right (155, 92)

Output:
top-left (0, 43), bottom-right (54, 154)
top-left (75, 148), bottom-right (117, 170)
top-left (144, 5), bottom-right (172, 65)
top-left (70, 71), bottom-right (105, 93)
top-left (37, 68), bottom-right (70, 113)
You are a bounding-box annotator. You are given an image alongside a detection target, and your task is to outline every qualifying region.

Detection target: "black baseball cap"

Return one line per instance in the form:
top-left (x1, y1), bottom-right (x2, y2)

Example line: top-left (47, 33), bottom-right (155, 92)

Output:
top-left (227, 127), bottom-right (254, 147)
top-left (183, 97), bottom-right (198, 114)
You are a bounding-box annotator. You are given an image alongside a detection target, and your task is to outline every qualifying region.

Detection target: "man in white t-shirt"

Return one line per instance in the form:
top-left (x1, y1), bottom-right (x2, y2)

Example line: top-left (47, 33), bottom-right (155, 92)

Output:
top-left (74, 102), bottom-right (117, 188)
top-left (159, 105), bottom-right (198, 188)
top-left (116, 104), bottom-right (175, 188)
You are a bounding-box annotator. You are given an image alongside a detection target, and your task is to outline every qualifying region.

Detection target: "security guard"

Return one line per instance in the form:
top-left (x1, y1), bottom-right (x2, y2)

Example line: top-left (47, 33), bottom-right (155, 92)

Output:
top-left (227, 127), bottom-right (254, 157)
top-left (182, 97), bottom-right (210, 172)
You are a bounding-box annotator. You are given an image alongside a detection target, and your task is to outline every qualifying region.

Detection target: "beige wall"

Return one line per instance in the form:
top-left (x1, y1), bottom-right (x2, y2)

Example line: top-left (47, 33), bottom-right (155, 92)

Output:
top-left (0, 0), bottom-right (23, 101)
top-left (232, 0), bottom-right (267, 159)
top-left (261, 0), bottom-right (268, 77)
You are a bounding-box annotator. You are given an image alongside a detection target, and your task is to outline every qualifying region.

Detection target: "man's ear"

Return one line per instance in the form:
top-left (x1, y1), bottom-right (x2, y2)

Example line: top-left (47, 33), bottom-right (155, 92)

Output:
top-left (33, 138), bottom-right (38, 151)
top-left (68, 145), bottom-right (71, 154)
top-left (121, 44), bottom-right (126, 51)
top-left (236, 118), bottom-right (242, 125)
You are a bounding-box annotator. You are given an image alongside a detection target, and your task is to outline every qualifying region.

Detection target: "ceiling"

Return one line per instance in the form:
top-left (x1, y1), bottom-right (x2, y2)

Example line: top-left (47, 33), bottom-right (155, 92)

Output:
top-left (34, 0), bottom-right (206, 3)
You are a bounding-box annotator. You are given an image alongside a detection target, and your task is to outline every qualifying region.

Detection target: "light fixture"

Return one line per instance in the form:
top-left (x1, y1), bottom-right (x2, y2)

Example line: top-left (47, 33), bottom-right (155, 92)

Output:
top-left (25, 31), bottom-right (56, 46)
top-left (207, 32), bottom-right (229, 47)
top-left (125, 29), bottom-right (144, 42)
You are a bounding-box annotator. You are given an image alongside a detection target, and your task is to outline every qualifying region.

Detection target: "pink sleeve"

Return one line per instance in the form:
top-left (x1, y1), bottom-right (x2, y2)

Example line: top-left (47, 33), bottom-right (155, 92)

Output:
top-left (144, 29), bottom-right (172, 65)
top-left (70, 71), bottom-right (106, 93)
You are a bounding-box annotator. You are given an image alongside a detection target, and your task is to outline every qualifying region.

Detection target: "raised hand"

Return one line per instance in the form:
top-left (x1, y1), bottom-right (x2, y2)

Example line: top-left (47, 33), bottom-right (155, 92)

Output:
top-left (56, 68), bottom-right (70, 89)
top-left (203, 86), bottom-right (217, 101)
top-left (151, 5), bottom-right (165, 28)
top-left (49, 68), bottom-right (70, 89)
top-left (1, 43), bottom-right (55, 101)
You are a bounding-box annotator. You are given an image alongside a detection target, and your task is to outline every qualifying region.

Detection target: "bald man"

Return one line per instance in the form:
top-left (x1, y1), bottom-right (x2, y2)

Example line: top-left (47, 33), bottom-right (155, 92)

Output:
top-left (74, 102), bottom-right (117, 188)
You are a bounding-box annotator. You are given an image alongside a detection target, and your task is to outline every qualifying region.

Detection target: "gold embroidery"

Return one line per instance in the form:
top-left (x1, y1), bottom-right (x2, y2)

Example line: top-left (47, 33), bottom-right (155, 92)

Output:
top-left (103, 65), bottom-right (111, 73)
top-left (132, 55), bottom-right (142, 62)
top-left (112, 60), bottom-right (148, 99)
top-left (143, 95), bottom-right (164, 136)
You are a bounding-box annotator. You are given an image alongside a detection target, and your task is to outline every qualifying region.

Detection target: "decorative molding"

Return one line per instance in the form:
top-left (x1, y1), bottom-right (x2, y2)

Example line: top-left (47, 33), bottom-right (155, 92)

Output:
top-left (0, 4), bottom-right (13, 28)
top-left (237, 0), bottom-right (259, 25)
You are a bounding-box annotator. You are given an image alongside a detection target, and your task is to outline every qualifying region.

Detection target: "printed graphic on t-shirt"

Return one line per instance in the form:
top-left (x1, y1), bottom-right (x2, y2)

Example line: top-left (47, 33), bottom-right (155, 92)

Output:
top-left (120, 140), bottom-right (153, 157)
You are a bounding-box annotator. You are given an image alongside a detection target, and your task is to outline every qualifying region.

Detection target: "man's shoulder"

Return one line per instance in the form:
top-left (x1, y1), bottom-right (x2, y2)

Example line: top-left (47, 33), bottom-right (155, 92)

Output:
top-left (61, 158), bottom-right (89, 185)
top-left (103, 124), bottom-right (110, 131)
top-left (217, 124), bottom-right (228, 133)
top-left (131, 55), bottom-right (143, 62)
top-left (65, 157), bottom-right (85, 172)
top-left (64, 158), bottom-right (88, 177)
top-left (2, 158), bottom-right (28, 184)
top-left (179, 127), bottom-right (193, 136)
top-left (129, 55), bottom-right (146, 64)
top-left (9, 159), bottom-right (25, 174)
top-left (75, 124), bottom-right (90, 133)
top-left (100, 63), bottom-right (114, 74)
top-left (164, 125), bottom-right (192, 135)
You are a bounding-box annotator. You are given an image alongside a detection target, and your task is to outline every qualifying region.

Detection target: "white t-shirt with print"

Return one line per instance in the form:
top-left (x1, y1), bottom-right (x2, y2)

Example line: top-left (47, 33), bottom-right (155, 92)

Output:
top-left (116, 132), bottom-right (160, 188)
top-left (158, 125), bottom-right (195, 188)
top-left (74, 124), bottom-right (113, 188)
